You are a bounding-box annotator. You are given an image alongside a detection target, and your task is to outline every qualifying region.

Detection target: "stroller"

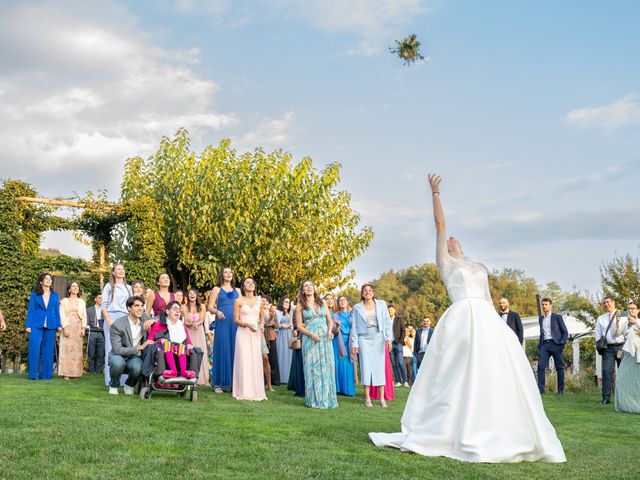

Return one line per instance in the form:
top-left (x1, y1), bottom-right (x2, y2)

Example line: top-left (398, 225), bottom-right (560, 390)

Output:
top-left (139, 313), bottom-right (204, 402)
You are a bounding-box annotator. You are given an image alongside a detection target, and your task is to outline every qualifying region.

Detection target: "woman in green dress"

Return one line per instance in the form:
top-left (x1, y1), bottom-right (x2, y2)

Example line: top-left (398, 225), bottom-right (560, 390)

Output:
top-left (615, 301), bottom-right (640, 414)
top-left (295, 280), bottom-right (338, 409)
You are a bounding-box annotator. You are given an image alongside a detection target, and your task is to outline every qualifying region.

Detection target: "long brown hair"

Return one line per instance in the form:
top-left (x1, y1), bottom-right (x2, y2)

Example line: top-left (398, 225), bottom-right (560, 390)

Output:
top-left (108, 264), bottom-right (127, 303)
top-left (324, 293), bottom-right (337, 313)
top-left (186, 288), bottom-right (204, 313)
top-left (297, 280), bottom-right (324, 310)
top-left (216, 267), bottom-right (236, 288)
top-left (337, 296), bottom-right (351, 312)
top-left (360, 283), bottom-right (376, 302)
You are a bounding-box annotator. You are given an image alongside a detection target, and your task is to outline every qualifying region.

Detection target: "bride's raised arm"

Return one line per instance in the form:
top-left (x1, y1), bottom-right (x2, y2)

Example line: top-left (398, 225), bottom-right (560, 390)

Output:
top-left (428, 174), bottom-right (449, 272)
top-left (428, 174), bottom-right (445, 236)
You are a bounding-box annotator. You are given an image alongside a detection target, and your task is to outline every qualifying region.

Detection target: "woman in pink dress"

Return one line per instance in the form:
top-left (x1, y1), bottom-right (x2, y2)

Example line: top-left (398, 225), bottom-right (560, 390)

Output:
top-left (183, 289), bottom-right (210, 386)
top-left (146, 272), bottom-right (175, 317)
top-left (232, 277), bottom-right (267, 401)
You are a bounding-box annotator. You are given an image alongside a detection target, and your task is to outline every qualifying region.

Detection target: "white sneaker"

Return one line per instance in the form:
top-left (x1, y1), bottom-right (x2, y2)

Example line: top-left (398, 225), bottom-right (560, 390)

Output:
top-left (108, 387), bottom-right (118, 395)
top-left (403, 382), bottom-right (410, 388)
top-left (394, 382), bottom-right (402, 387)
top-left (123, 386), bottom-right (134, 395)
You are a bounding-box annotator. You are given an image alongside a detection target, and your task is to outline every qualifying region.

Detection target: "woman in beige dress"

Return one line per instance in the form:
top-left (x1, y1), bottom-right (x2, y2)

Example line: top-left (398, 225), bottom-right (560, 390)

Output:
top-left (58, 282), bottom-right (87, 379)
top-left (182, 289), bottom-right (210, 386)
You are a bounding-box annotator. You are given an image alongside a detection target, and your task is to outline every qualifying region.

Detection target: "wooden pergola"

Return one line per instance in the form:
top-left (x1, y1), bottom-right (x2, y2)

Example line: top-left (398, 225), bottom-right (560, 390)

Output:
top-left (16, 196), bottom-right (119, 288)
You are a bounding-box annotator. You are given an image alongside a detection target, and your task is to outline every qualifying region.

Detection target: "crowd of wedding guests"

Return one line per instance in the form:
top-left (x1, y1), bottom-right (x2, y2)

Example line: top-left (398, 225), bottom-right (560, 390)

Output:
top-left (12, 266), bottom-right (640, 413)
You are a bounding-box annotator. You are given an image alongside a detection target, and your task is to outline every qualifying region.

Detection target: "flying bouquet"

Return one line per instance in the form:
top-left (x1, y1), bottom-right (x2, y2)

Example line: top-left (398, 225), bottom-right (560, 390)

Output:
top-left (390, 34), bottom-right (426, 66)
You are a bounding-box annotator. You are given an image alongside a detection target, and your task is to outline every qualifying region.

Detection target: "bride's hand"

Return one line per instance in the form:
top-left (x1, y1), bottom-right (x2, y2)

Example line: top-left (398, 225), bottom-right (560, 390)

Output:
top-left (428, 174), bottom-right (441, 193)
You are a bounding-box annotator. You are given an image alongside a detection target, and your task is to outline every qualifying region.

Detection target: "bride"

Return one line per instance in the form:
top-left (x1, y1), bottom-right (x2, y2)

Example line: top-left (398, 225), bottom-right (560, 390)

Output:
top-left (369, 174), bottom-right (566, 463)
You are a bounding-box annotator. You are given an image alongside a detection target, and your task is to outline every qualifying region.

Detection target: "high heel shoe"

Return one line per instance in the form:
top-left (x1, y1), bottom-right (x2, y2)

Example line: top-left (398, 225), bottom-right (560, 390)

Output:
top-left (365, 398), bottom-right (373, 408)
top-left (380, 400), bottom-right (388, 408)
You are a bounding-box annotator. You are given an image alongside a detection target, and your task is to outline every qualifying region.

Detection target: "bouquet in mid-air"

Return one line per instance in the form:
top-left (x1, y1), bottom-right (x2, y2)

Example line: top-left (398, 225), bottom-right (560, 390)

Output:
top-left (390, 34), bottom-right (427, 66)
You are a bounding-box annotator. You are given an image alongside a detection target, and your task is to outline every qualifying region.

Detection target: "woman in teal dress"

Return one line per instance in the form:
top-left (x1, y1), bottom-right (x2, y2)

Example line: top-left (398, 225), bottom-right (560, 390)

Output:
top-left (295, 280), bottom-right (338, 409)
top-left (334, 296), bottom-right (355, 396)
top-left (615, 301), bottom-right (640, 414)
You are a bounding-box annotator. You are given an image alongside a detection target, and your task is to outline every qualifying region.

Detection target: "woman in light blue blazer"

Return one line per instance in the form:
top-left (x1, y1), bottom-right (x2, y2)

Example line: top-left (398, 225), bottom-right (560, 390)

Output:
top-left (350, 283), bottom-right (393, 407)
top-left (26, 272), bottom-right (61, 380)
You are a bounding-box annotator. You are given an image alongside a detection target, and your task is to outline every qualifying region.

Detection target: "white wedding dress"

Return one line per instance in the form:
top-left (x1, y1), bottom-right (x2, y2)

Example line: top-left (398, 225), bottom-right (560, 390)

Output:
top-left (369, 235), bottom-right (566, 463)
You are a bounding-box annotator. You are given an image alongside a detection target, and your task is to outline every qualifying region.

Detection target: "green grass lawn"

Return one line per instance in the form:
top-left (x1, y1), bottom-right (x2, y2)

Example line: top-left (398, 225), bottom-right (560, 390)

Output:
top-left (0, 374), bottom-right (637, 480)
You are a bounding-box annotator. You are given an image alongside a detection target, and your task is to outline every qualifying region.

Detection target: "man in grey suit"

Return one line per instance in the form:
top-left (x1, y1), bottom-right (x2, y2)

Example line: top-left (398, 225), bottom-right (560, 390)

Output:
top-left (108, 295), bottom-right (154, 395)
top-left (86, 294), bottom-right (105, 373)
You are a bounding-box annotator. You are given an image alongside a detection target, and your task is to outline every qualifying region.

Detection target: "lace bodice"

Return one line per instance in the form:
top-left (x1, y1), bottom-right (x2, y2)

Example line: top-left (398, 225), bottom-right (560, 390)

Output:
top-left (436, 235), bottom-right (492, 303)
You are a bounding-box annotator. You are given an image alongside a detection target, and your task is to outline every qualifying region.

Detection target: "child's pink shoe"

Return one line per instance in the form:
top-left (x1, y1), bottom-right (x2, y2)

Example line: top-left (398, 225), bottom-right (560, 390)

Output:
top-left (183, 370), bottom-right (196, 379)
top-left (163, 370), bottom-right (177, 378)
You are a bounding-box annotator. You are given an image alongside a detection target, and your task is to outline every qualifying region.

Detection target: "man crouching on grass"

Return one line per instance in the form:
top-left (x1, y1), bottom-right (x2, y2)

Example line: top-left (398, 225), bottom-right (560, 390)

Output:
top-left (108, 295), bottom-right (154, 395)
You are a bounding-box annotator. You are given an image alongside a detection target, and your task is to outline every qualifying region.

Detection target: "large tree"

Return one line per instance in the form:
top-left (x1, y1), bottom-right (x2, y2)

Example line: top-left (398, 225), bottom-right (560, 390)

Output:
top-left (488, 268), bottom-right (540, 316)
top-left (119, 129), bottom-right (374, 297)
top-left (599, 253), bottom-right (640, 307)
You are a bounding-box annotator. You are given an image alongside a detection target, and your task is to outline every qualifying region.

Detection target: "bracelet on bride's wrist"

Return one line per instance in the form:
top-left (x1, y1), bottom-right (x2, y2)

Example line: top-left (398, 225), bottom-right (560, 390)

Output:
top-left (432, 192), bottom-right (440, 196)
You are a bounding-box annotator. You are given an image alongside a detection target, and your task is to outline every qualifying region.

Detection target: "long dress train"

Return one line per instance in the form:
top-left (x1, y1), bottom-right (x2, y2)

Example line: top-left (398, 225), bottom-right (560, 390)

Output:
top-left (369, 234), bottom-right (566, 463)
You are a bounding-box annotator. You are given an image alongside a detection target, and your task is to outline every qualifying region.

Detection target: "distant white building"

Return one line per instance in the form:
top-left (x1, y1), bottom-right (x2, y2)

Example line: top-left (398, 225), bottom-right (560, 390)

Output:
top-left (521, 313), bottom-right (600, 376)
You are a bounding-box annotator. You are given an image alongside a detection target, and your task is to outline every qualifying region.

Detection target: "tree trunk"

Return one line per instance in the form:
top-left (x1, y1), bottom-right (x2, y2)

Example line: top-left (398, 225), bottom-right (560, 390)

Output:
top-left (13, 354), bottom-right (21, 374)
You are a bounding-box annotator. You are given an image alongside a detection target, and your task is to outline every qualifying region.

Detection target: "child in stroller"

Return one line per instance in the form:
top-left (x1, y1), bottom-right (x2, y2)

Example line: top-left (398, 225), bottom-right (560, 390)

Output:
top-left (141, 300), bottom-right (203, 401)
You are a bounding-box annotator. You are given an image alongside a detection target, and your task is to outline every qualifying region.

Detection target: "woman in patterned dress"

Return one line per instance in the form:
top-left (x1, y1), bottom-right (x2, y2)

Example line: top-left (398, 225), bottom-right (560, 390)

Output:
top-left (295, 280), bottom-right (338, 409)
top-left (58, 282), bottom-right (87, 379)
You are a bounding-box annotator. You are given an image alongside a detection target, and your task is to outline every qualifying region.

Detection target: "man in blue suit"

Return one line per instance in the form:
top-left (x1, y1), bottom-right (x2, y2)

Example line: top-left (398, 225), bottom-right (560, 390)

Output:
top-left (414, 317), bottom-right (434, 370)
top-left (537, 298), bottom-right (568, 395)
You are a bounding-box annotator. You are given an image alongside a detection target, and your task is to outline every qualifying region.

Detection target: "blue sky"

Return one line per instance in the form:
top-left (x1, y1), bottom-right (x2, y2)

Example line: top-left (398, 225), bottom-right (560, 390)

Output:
top-left (1, 0), bottom-right (639, 295)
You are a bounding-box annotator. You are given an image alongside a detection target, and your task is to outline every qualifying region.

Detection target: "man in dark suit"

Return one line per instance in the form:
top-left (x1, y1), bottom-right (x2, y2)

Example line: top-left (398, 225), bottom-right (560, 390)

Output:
top-left (537, 297), bottom-right (568, 395)
top-left (389, 305), bottom-right (408, 387)
top-left (86, 293), bottom-right (105, 373)
top-left (414, 317), bottom-right (434, 369)
top-left (498, 298), bottom-right (524, 344)
top-left (108, 295), bottom-right (153, 395)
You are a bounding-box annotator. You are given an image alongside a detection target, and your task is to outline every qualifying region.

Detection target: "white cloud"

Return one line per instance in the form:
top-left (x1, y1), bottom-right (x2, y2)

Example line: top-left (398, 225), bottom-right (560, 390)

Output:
top-left (269, 0), bottom-right (428, 56)
top-left (237, 111), bottom-right (296, 151)
top-left (167, 0), bottom-right (430, 56)
top-left (566, 94), bottom-right (640, 131)
top-left (0, 1), bottom-right (236, 197)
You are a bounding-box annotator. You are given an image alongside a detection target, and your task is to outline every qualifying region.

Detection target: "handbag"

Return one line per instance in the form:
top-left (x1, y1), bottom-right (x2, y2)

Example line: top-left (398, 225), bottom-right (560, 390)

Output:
top-left (596, 313), bottom-right (615, 355)
top-left (289, 332), bottom-right (302, 350)
top-left (267, 327), bottom-right (277, 342)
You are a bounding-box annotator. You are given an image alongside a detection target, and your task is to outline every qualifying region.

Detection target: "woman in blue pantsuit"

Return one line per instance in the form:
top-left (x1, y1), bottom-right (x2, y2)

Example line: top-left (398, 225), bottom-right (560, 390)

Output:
top-left (350, 283), bottom-right (393, 407)
top-left (26, 273), bottom-right (61, 380)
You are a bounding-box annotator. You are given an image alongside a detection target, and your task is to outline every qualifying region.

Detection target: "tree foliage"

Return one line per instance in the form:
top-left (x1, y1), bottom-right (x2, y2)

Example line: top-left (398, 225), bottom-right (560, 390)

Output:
top-left (0, 180), bottom-right (99, 363)
top-left (0, 180), bottom-right (40, 358)
top-left (120, 129), bottom-right (374, 297)
top-left (600, 253), bottom-right (640, 306)
top-left (488, 268), bottom-right (540, 316)
top-left (356, 263), bottom-right (589, 327)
